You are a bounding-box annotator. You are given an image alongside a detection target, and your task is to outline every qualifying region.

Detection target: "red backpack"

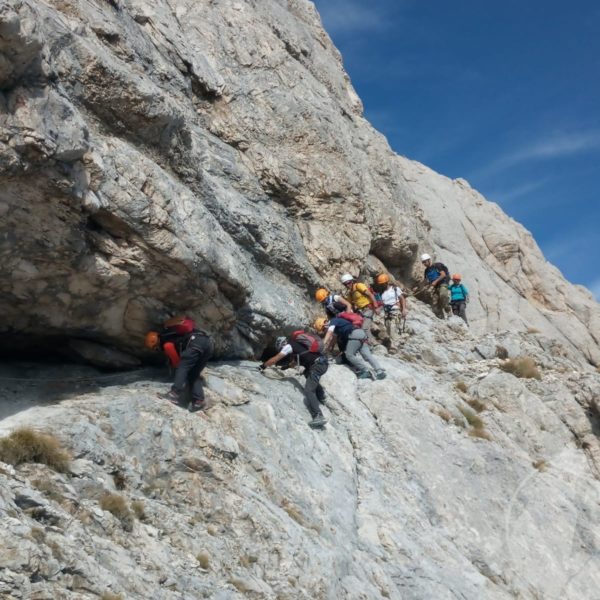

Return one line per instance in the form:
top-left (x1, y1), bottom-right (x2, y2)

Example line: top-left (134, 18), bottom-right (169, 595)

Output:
top-left (291, 330), bottom-right (324, 354)
top-left (163, 315), bottom-right (196, 336)
top-left (338, 312), bottom-right (364, 329)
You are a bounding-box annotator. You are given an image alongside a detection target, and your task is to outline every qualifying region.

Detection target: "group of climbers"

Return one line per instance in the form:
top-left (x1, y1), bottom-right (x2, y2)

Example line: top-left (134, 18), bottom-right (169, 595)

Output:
top-left (418, 254), bottom-right (469, 324)
top-left (143, 252), bottom-right (471, 429)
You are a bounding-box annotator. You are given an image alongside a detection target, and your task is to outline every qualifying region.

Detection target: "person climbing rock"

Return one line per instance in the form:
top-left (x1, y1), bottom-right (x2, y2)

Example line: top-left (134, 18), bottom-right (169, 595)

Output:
top-left (315, 315), bottom-right (386, 380)
top-left (315, 287), bottom-right (353, 318)
top-left (420, 254), bottom-right (451, 319)
top-left (145, 316), bottom-right (213, 412)
top-left (340, 273), bottom-right (378, 340)
top-left (449, 274), bottom-right (469, 325)
top-left (260, 332), bottom-right (329, 429)
top-left (376, 273), bottom-right (408, 351)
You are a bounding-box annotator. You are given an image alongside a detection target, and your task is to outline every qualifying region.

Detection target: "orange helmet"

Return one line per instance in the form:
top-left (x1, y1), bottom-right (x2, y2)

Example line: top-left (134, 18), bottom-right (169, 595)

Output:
top-left (375, 273), bottom-right (390, 285)
top-left (452, 274), bottom-right (462, 281)
top-left (315, 288), bottom-right (329, 303)
top-left (313, 317), bottom-right (328, 333)
top-left (144, 331), bottom-right (160, 350)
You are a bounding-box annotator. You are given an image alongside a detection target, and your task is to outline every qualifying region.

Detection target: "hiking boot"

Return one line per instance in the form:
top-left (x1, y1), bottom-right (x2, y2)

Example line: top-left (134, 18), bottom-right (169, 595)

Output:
top-left (189, 399), bottom-right (207, 413)
top-left (375, 370), bottom-right (387, 380)
top-left (158, 389), bottom-right (182, 405)
top-left (357, 370), bottom-right (372, 379)
top-left (308, 415), bottom-right (328, 428)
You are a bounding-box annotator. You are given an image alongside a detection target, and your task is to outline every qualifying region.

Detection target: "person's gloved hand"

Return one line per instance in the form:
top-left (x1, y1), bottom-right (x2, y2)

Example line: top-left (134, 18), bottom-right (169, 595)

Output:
top-left (259, 363), bottom-right (267, 371)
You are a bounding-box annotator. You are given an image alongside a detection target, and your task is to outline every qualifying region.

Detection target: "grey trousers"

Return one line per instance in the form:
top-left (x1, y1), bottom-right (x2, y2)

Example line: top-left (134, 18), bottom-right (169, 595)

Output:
top-left (344, 329), bottom-right (382, 373)
top-left (359, 307), bottom-right (375, 342)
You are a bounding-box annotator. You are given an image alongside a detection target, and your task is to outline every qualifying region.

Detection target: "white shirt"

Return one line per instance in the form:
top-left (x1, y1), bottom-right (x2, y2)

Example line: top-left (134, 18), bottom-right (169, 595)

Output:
top-left (381, 286), bottom-right (403, 307)
top-left (280, 344), bottom-right (293, 355)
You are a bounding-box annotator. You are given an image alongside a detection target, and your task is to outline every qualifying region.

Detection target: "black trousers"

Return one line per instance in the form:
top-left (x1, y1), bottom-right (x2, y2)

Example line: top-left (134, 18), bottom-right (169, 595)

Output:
top-left (172, 335), bottom-right (213, 401)
top-left (451, 301), bottom-right (468, 325)
top-left (304, 358), bottom-right (328, 419)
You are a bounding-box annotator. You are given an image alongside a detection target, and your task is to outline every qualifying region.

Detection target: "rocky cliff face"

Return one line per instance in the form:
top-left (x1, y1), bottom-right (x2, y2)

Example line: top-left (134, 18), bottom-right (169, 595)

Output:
top-left (1, 0), bottom-right (598, 364)
top-left (2, 308), bottom-right (600, 599)
top-left (2, 2), bottom-right (600, 598)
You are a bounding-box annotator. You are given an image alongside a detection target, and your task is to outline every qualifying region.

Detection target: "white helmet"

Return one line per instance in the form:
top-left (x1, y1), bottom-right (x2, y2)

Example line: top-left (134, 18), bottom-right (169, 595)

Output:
top-left (340, 273), bottom-right (354, 284)
top-left (420, 253), bottom-right (432, 262)
top-left (275, 336), bottom-right (287, 350)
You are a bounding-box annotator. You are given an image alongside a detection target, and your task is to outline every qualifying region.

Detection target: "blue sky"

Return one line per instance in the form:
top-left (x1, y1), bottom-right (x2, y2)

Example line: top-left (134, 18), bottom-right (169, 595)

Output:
top-left (313, 0), bottom-right (600, 300)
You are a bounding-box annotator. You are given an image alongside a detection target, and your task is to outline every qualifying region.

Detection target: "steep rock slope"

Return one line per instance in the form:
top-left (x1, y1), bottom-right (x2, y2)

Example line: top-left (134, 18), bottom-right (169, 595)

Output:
top-left (1, 310), bottom-right (600, 599)
top-left (0, 0), bottom-right (598, 363)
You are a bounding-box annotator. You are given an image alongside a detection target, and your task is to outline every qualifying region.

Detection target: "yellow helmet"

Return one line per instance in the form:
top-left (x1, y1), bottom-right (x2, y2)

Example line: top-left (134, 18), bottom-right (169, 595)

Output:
top-left (313, 317), bottom-right (328, 333)
top-left (144, 331), bottom-right (160, 350)
top-left (315, 288), bottom-right (329, 303)
top-left (375, 273), bottom-right (390, 285)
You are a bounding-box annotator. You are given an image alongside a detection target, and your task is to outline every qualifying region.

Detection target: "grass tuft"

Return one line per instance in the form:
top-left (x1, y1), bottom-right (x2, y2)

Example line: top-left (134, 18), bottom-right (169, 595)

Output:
top-left (469, 428), bottom-right (492, 441)
top-left (101, 594), bottom-right (123, 600)
top-left (131, 500), bottom-right (146, 521)
top-left (466, 398), bottom-right (486, 413)
top-left (458, 406), bottom-right (484, 430)
top-left (495, 346), bottom-right (509, 359)
top-left (0, 428), bottom-right (70, 472)
top-left (533, 460), bottom-right (547, 472)
top-left (527, 327), bottom-right (541, 334)
top-left (455, 381), bottom-right (468, 394)
top-left (500, 357), bottom-right (541, 380)
top-left (100, 493), bottom-right (132, 529)
top-left (196, 550), bottom-right (210, 569)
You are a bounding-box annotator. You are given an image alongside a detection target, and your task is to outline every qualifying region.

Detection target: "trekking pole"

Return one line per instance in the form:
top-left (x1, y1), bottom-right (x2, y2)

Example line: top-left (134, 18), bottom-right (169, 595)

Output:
top-left (401, 316), bottom-right (406, 335)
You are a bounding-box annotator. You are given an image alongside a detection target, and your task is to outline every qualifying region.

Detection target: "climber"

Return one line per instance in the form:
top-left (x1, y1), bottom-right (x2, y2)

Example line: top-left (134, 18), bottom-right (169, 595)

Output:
top-left (144, 316), bottom-right (213, 412)
top-left (340, 273), bottom-right (378, 340)
top-left (376, 273), bottom-right (408, 351)
top-left (315, 316), bottom-right (386, 380)
top-left (420, 253), bottom-right (451, 319)
top-left (449, 274), bottom-right (469, 325)
top-left (260, 333), bottom-right (329, 429)
top-left (315, 288), bottom-right (353, 318)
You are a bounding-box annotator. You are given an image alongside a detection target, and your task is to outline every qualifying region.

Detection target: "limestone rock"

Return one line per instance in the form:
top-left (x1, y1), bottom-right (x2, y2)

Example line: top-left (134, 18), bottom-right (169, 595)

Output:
top-left (0, 0), bottom-right (596, 366)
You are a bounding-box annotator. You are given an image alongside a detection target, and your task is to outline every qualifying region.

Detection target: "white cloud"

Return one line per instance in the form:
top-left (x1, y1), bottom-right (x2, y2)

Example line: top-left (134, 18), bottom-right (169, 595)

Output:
top-left (315, 0), bottom-right (388, 35)
top-left (471, 130), bottom-right (600, 183)
top-left (487, 178), bottom-right (550, 204)
top-left (588, 279), bottom-right (600, 302)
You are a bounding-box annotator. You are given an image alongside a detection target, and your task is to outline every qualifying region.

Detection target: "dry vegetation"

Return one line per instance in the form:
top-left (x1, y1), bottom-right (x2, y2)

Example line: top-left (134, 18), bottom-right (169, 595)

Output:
top-left (455, 381), bottom-right (468, 394)
top-left (100, 493), bottom-right (133, 530)
top-left (500, 357), bottom-right (541, 380)
top-left (495, 346), bottom-right (509, 359)
top-left (0, 428), bottom-right (70, 472)
top-left (527, 327), bottom-right (541, 334)
top-left (459, 406), bottom-right (492, 441)
top-left (196, 550), bottom-right (211, 569)
top-left (131, 500), bottom-right (146, 521)
top-left (466, 398), bottom-right (486, 413)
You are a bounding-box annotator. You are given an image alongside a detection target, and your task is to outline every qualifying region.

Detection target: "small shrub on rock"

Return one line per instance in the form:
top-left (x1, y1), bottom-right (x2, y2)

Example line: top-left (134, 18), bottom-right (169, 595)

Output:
top-left (0, 428), bottom-right (70, 472)
top-left (455, 381), bottom-right (468, 394)
top-left (495, 346), bottom-right (509, 359)
top-left (197, 550), bottom-right (210, 569)
top-left (131, 500), bottom-right (146, 521)
top-left (466, 398), bottom-right (486, 413)
top-left (458, 406), bottom-right (484, 430)
top-left (500, 357), bottom-right (541, 380)
top-left (100, 493), bottom-right (133, 530)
